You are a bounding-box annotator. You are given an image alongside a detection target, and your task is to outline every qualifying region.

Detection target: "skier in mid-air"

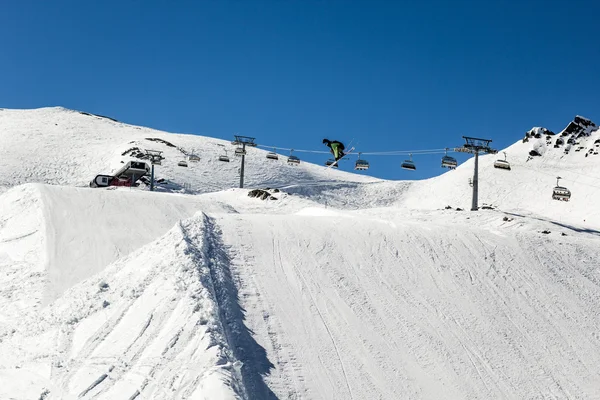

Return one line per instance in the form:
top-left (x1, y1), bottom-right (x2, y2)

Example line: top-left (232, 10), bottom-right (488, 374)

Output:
top-left (323, 139), bottom-right (346, 161)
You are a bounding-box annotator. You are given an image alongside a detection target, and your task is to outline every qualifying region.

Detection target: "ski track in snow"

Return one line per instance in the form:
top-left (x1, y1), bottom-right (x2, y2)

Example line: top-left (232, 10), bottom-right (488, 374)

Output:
top-left (2, 108), bottom-right (600, 399)
top-left (213, 212), bottom-right (600, 399)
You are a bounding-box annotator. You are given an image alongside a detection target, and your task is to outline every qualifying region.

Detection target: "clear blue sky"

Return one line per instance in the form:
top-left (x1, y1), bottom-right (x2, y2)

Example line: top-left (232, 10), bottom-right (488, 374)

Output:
top-left (2, 0), bottom-right (599, 179)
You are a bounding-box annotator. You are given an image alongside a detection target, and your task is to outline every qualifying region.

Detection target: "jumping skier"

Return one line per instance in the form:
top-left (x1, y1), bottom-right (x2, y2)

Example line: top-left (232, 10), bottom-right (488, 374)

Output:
top-left (323, 139), bottom-right (346, 161)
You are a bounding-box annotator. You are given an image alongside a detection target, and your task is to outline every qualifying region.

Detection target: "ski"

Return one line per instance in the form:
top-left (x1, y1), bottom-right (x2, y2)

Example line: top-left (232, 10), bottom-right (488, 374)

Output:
top-left (327, 146), bottom-right (355, 169)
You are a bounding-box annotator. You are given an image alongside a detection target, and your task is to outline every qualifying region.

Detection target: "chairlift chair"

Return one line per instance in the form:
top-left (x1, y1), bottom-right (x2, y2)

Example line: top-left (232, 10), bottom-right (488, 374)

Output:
top-left (552, 177), bottom-right (571, 201)
top-left (354, 153), bottom-right (370, 170)
top-left (441, 156), bottom-right (458, 169)
top-left (355, 159), bottom-right (370, 170)
top-left (325, 159), bottom-right (338, 168)
top-left (217, 144), bottom-right (230, 162)
top-left (441, 149), bottom-right (457, 169)
top-left (266, 150), bottom-right (279, 160)
top-left (188, 154), bottom-right (200, 162)
top-left (178, 160), bottom-right (188, 167)
top-left (287, 149), bottom-right (300, 165)
top-left (494, 152), bottom-right (511, 170)
top-left (235, 147), bottom-right (246, 156)
top-left (401, 154), bottom-right (416, 170)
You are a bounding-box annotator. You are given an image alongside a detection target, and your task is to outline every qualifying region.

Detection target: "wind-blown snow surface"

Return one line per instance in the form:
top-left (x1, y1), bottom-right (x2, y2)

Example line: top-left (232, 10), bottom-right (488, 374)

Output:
top-left (2, 107), bottom-right (600, 399)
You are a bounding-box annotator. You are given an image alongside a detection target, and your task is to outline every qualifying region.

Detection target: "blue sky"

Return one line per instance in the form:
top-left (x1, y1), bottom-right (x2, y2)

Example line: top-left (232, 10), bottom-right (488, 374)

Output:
top-left (2, 0), bottom-right (599, 179)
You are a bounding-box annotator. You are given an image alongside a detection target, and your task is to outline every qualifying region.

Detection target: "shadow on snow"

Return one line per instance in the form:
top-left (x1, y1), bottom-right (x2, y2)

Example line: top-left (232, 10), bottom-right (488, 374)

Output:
top-left (200, 214), bottom-right (277, 399)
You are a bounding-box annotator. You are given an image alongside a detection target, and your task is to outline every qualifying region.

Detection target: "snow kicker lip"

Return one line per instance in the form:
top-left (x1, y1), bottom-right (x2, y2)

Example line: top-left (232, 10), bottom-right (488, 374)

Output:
top-left (197, 214), bottom-right (277, 400)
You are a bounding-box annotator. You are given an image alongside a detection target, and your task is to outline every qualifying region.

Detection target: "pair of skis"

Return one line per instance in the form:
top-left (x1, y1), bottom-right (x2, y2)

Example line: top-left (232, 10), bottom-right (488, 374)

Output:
top-left (326, 146), bottom-right (355, 169)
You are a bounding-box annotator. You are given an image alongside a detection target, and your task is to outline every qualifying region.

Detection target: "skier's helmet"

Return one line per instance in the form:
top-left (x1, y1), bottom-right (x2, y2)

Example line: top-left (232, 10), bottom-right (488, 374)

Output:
top-left (322, 138), bottom-right (329, 144)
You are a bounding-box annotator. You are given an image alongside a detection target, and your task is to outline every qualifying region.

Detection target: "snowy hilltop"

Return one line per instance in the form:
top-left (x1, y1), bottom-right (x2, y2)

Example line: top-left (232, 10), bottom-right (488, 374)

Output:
top-left (1, 107), bottom-right (600, 399)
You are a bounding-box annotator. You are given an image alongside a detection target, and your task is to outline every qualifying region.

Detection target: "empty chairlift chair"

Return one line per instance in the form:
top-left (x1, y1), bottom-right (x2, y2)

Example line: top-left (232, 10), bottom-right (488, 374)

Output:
top-left (234, 147), bottom-right (246, 157)
top-left (355, 153), bottom-right (370, 170)
top-left (552, 177), bottom-right (571, 201)
top-left (441, 149), bottom-right (457, 169)
top-left (178, 160), bottom-right (188, 167)
top-left (287, 149), bottom-right (300, 165)
top-left (266, 148), bottom-right (279, 160)
top-left (441, 156), bottom-right (458, 169)
top-left (493, 152), bottom-right (511, 170)
top-left (325, 159), bottom-right (338, 168)
top-left (401, 154), bottom-right (416, 170)
top-left (217, 145), bottom-right (230, 162)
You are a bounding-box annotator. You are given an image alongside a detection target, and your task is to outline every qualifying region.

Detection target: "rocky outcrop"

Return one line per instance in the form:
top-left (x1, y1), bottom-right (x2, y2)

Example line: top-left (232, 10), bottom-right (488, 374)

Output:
top-left (525, 116), bottom-right (598, 142)
top-left (557, 116), bottom-right (598, 138)
top-left (525, 127), bottom-right (554, 139)
top-left (248, 189), bottom-right (278, 201)
top-left (524, 116), bottom-right (599, 158)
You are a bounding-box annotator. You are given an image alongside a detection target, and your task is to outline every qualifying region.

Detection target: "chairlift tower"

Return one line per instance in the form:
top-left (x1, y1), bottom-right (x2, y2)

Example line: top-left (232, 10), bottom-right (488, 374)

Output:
top-left (231, 135), bottom-right (257, 188)
top-left (461, 136), bottom-right (497, 211)
top-left (145, 149), bottom-right (164, 191)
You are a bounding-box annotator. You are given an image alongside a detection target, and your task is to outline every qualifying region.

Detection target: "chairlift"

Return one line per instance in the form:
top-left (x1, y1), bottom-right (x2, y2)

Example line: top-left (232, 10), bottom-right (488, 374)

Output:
top-left (354, 153), bottom-right (370, 170)
top-left (178, 160), bottom-right (188, 167)
top-left (325, 159), bottom-right (338, 168)
top-left (355, 160), bottom-right (370, 170)
top-left (188, 154), bottom-right (200, 162)
top-left (235, 147), bottom-right (246, 156)
top-left (266, 148), bottom-right (279, 160)
top-left (287, 149), bottom-right (300, 165)
top-left (217, 145), bottom-right (230, 162)
top-left (552, 177), bottom-right (571, 201)
top-left (494, 152), bottom-right (511, 170)
top-left (441, 156), bottom-right (457, 169)
top-left (401, 154), bottom-right (416, 170)
top-left (441, 149), bottom-right (457, 169)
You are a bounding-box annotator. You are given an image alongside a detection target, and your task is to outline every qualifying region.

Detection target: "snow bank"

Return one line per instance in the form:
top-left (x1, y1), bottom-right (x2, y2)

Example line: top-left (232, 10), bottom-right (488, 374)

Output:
top-left (1, 213), bottom-right (244, 399)
top-left (0, 185), bottom-right (46, 323)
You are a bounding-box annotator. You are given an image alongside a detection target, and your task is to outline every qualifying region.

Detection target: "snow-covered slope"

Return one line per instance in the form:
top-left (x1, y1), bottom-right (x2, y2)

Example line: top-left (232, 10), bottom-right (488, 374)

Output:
top-left (405, 116), bottom-right (600, 226)
top-left (2, 108), bottom-right (600, 224)
top-left (0, 107), bottom-right (378, 194)
top-left (2, 107), bottom-right (600, 399)
top-left (4, 194), bottom-right (600, 399)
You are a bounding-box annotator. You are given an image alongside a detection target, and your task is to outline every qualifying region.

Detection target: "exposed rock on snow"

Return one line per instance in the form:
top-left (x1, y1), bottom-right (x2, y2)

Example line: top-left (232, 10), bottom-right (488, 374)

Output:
top-left (248, 189), bottom-right (278, 200)
top-left (559, 115), bottom-right (598, 138)
top-left (525, 126), bottom-right (554, 138)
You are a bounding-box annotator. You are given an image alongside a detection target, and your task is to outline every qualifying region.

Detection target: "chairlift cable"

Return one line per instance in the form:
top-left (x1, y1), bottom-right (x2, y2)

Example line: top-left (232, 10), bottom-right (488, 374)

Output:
top-left (256, 143), bottom-right (454, 157)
